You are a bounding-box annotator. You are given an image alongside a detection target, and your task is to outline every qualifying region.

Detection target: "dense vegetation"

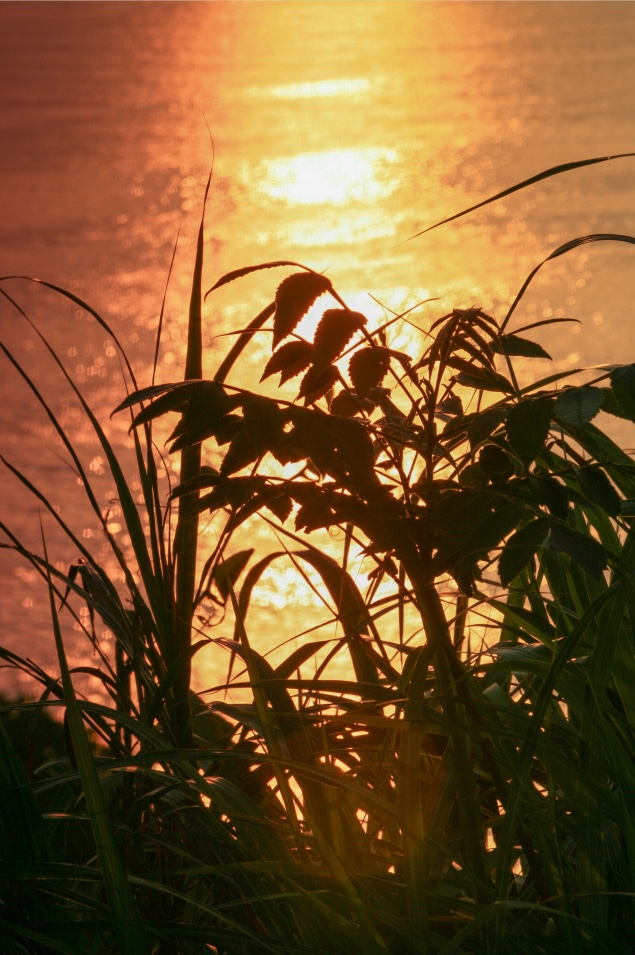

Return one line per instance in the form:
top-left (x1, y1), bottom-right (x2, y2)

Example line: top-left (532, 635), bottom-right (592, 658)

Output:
top-left (2, 156), bottom-right (635, 954)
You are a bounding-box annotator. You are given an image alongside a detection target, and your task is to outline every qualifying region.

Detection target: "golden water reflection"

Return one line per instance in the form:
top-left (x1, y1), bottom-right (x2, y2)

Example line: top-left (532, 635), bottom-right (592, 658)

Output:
top-left (3, 1), bottom-right (635, 699)
top-left (251, 147), bottom-right (399, 207)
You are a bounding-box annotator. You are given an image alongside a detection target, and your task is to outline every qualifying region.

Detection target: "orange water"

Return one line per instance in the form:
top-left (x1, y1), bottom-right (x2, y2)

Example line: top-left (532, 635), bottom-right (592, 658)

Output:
top-left (1, 1), bottom-right (635, 697)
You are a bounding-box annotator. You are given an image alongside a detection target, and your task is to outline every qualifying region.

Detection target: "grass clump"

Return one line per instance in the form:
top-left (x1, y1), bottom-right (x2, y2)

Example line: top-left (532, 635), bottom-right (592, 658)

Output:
top-left (2, 154), bottom-right (635, 953)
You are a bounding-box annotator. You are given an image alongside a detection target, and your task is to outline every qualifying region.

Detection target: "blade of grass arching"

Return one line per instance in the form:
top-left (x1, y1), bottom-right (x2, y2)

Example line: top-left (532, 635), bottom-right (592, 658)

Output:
top-left (0, 279), bottom-right (138, 387)
top-left (501, 233), bottom-right (635, 331)
top-left (0, 321), bottom-right (169, 644)
top-left (41, 534), bottom-right (147, 955)
top-left (400, 152), bottom-right (635, 245)
top-left (171, 171), bottom-right (212, 746)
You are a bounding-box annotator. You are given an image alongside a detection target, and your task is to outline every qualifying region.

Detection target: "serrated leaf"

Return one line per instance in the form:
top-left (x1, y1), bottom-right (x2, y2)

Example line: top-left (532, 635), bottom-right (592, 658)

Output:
top-left (554, 386), bottom-right (603, 427)
top-left (206, 260), bottom-right (319, 295)
top-left (220, 431), bottom-right (259, 476)
top-left (297, 364), bottom-right (339, 404)
top-left (348, 346), bottom-right (391, 399)
top-left (575, 465), bottom-right (622, 517)
top-left (528, 475), bottom-right (570, 520)
top-left (491, 334), bottom-right (552, 359)
top-left (505, 397), bottom-right (554, 468)
top-left (547, 521), bottom-right (608, 578)
top-left (499, 517), bottom-right (550, 587)
top-left (610, 364), bottom-right (635, 421)
top-left (260, 340), bottom-right (313, 383)
top-left (312, 309), bottom-right (367, 372)
top-left (329, 391), bottom-right (363, 417)
top-left (262, 490), bottom-right (293, 523)
top-left (601, 387), bottom-right (633, 420)
top-left (241, 393), bottom-right (285, 456)
top-left (273, 272), bottom-right (332, 347)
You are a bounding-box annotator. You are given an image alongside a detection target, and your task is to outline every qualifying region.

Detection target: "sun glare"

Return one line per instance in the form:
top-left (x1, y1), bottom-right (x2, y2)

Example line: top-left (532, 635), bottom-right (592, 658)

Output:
top-left (249, 77), bottom-right (373, 99)
top-left (253, 147), bottom-right (398, 206)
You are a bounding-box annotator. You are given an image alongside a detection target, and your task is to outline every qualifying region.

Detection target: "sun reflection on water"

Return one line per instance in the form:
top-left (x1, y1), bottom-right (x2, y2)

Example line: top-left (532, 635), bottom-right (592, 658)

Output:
top-left (247, 147), bottom-right (399, 206)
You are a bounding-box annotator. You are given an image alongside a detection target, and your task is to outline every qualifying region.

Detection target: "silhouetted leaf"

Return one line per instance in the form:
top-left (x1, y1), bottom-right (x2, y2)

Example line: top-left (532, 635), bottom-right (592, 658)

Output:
top-left (479, 444), bottom-right (515, 481)
top-left (220, 431), bottom-right (259, 476)
top-left (312, 309), bottom-right (367, 372)
top-left (113, 379), bottom-right (200, 416)
top-left (499, 517), bottom-right (550, 587)
top-left (273, 272), bottom-right (332, 347)
top-left (298, 364), bottom-right (340, 404)
top-left (121, 381), bottom-right (203, 430)
top-left (165, 381), bottom-right (241, 451)
top-left (458, 463), bottom-right (488, 488)
top-left (554, 386), bottom-right (604, 427)
top-left (290, 407), bottom-right (377, 490)
top-left (348, 346), bottom-right (391, 399)
top-left (260, 340), bottom-right (313, 383)
top-left (491, 334), bottom-right (552, 359)
top-left (528, 475), bottom-right (570, 520)
top-left (213, 550), bottom-right (254, 603)
top-left (169, 467), bottom-right (221, 501)
top-left (601, 387), bottom-right (633, 420)
top-left (575, 465), bottom-right (622, 517)
top-left (453, 366), bottom-right (514, 394)
top-left (436, 394), bottom-right (463, 418)
top-left (261, 489), bottom-right (293, 523)
top-left (505, 397), bottom-right (554, 468)
top-left (547, 521), bottom-right (608, 578)
top-left (610, 364), bottom-right (635, 421)
top-left (329, 391), bottom-right (364, 417)
top-left (241, 393), bottom-right (285, 456)
top-left (468, 406), bottom-right (507, 448)
top-left (206, 260), bottom-right (320, 296)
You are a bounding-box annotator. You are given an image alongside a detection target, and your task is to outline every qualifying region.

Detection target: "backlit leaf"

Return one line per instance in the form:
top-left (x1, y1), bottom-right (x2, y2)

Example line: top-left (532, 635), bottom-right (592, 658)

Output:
top-left (312, 309), bottom-right (367, 372)
top-left (242, 393), bottom-right (285, 456)
top-left (298, 364), bottom-right (340, 404)
top-left (260, 339), bottom-right (313, 383)
top-left (272, 272), bottom-right (332, 347)
top-left (610, 364), bottom-right (635, 421)
top-left (554, 385), bottom-right (604, 428)
top-left (329, 391), bottom-right (364, 417)
top-left (348, 346), bottom-right (391, 399)
top-left (220, 431), bottom-right (259, 476)
top-left (505, 397), bottom-right (554, 468)
top-left (453, 366), bottom-right (514, 394)
top-left (491, 334), bottom-right (552, 359)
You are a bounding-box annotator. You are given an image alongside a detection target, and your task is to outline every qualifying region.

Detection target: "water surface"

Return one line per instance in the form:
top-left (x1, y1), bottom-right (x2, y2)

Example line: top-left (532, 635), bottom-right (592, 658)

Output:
top-left (1, 1), bottom-right (635, 696)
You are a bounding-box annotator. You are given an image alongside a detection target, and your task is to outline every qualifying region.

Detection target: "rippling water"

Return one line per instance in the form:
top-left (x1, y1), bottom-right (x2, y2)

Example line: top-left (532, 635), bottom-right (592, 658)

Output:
top-left (2, 2), bottom-right (635, 696)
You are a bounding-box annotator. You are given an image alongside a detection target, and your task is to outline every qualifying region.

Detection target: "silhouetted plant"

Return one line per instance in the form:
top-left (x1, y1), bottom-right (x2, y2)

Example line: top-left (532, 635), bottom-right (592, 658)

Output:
top-left (2, 153), bottom-right (635, 953)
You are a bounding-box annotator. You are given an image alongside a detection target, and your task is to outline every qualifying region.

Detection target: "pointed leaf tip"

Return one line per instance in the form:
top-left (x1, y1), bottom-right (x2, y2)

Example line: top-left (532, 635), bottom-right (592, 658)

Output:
top-left (273, 271), bottom-right (332, 347)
